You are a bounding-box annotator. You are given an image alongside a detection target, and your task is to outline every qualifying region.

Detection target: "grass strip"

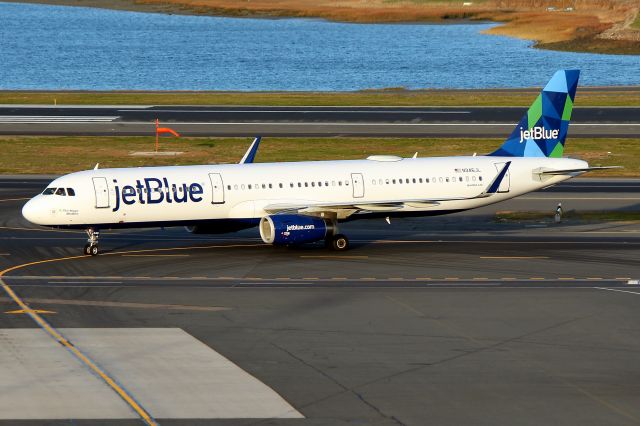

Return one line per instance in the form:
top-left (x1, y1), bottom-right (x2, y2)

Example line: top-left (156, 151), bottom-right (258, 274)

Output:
top-left (1, 89), bottom-right (639, 106)
top-left (496, 210), bottom-right (640, 222)
top-left (0, 136), bottom-right (636, 176)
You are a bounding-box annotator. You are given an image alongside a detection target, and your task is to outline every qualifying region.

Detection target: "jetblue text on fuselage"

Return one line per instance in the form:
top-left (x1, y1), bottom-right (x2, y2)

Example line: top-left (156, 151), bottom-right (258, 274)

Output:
top-left (112, 178), bottom-right (203, 212)
top-left (519, 127), bottom-right (559, 143)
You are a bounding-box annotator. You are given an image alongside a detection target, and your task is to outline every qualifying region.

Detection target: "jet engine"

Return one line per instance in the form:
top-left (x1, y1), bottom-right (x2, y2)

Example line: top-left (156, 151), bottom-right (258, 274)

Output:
top-left (259, 214), bottom-right (334, 245)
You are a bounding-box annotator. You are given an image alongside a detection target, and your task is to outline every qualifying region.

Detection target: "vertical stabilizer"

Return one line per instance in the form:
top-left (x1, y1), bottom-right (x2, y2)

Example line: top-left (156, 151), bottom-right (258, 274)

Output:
top-left (489, 70), bottom-right (580, 158)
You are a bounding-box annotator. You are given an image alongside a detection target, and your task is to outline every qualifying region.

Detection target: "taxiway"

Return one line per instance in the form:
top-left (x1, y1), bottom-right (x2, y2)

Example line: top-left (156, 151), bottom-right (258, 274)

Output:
top-left (0, 176), bottom-right (639, 425)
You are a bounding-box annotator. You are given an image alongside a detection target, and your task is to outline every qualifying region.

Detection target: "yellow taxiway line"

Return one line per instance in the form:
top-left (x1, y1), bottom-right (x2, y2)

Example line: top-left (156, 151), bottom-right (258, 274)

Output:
top-left (0, 256), bottom-right (158, 426)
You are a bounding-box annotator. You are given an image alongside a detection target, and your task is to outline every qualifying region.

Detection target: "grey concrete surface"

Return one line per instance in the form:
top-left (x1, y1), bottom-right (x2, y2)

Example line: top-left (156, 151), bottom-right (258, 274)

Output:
top-left (0, 329), bottom-right (136, 419)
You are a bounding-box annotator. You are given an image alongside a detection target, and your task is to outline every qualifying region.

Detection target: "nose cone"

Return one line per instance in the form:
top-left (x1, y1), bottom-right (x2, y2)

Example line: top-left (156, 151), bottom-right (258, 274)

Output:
top-left (22, 197), bottom-right (43, 225)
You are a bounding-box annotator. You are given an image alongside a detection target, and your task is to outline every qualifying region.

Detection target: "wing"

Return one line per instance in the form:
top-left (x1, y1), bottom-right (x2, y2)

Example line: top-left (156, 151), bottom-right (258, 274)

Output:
top-left (263, 162), bottom-right (511, 216)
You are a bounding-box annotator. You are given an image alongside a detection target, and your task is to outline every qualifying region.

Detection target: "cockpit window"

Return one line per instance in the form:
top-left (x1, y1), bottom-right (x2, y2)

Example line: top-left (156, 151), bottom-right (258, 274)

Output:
top-left (55, 188), bottom-right (66, 196)
top-left (42, 187), bottom-right (55, 195)
top-left (67, 188), bottom-right (76, 196)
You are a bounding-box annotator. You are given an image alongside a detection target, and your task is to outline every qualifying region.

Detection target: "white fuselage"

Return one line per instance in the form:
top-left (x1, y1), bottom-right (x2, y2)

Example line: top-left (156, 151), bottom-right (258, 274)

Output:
top-left (22, 155), bottom-right (587, 229)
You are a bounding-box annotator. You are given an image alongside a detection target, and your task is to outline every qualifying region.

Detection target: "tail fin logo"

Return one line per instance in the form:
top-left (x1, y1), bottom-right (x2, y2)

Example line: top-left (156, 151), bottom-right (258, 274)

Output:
top-left (489, 69), bottom-right (580, 158)
top-left (519, 127), bottom-right (559, 143)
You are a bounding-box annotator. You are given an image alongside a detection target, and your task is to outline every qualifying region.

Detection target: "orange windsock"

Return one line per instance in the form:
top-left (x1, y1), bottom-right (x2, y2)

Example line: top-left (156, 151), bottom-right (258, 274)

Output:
top-left (155, 119), bottom-right (180, 138)
top-left (156, 127), bottom-right (180, 137)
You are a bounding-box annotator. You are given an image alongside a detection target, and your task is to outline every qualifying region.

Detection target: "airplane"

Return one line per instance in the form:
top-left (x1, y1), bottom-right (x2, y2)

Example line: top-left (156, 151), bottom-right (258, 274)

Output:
top-left (22, 70), bottom-right (617, 255)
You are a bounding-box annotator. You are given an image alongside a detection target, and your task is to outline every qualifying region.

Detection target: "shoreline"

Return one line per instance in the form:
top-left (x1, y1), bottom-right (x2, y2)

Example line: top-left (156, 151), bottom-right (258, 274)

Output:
top-left (3, 0), bottom-right (639, 55)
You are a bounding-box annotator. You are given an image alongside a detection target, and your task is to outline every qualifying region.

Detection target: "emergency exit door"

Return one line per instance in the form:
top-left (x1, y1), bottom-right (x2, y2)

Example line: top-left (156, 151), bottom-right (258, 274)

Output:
top-left (493, 163), bottom-right (511, 193)
top-left (92, 177), bottom-right (110, 208)
top-left (351, 173), bottom-right (364, 198)
top-left (209, 173), bottom-right (225, 204)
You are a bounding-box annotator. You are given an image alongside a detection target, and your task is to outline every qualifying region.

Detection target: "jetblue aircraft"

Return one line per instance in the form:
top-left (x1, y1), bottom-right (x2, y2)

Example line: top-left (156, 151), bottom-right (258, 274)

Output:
top-left (22, 70), bottom-right (614, 255)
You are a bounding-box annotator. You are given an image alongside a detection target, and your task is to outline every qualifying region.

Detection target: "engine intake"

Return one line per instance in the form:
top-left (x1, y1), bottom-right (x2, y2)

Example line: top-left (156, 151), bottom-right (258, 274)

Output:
top-left (259, 214), bottom-right (332, 245)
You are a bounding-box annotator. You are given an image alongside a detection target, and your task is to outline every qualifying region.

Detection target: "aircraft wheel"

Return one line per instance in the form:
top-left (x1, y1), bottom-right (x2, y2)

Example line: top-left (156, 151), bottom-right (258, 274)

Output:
top-left (83, 244), bottom-right (92, 255)
top-left (89, 245), bottom-right (99, 256)
top-left (330, 234), bottom-right (349, 251)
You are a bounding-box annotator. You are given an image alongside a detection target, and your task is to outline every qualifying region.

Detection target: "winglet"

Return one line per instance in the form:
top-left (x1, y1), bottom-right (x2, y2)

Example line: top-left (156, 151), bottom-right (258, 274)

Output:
top-left (239, 136), bottom-right (261, 164)
top-left (480, 161), bottom-right (511, 196)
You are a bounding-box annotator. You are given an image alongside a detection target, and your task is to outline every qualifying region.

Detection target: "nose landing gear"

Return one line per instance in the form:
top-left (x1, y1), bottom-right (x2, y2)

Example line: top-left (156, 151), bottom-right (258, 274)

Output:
top-left (84, 228), bottom-right (100, 256)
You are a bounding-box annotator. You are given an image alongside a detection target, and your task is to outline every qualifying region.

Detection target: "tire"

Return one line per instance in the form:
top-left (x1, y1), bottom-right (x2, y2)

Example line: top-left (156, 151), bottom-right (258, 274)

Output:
top-left (331, 234), bottom-right (349, 251)
top-left (89, 245), bottom-right (99, 256)
top-left (84, 244), bottom-right (92, 255)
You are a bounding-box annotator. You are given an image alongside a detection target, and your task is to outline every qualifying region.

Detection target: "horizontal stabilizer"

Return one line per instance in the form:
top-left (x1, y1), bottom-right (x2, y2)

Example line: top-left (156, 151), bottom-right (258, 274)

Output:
top-left (536, 166), bottom-right (622, 175)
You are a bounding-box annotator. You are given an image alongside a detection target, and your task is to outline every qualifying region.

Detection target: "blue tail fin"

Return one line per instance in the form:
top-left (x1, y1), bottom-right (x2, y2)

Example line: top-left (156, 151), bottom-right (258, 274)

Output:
top-left (489, 70), bottom-right (580, 158)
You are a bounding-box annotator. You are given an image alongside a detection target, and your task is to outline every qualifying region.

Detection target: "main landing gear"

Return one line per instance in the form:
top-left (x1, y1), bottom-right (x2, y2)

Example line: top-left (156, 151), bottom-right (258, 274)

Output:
top-left (327, 234), bottom-right (349, 251)
top-left (84, 228), bottom-right (100, 256)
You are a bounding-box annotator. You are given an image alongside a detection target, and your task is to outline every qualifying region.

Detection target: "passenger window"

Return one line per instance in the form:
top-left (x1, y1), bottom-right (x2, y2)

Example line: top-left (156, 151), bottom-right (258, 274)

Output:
top-left (262, 184), bottom-right (266, 189)
top-left (392, 179), bottom-right (396, 184)
top-left (446, 178), bottom-right (449, 183)
top-left (385, 179), bottom-right (389, 185)
top-left (459, 177), bottom-right (463, 182)
top-left (248, 184), bottom-right (252, 189)
top-left (305, 182), bottom-right (308, 187)
top-left (55, 188), bottom-right (66, 196)
top-left (268, 183), bottom-right (272, 189)
top-left (318, 181), bottom-right (322, 187)
top-left (311, 182), bottom-right (315, 187)
top-left (298, 182), bottom-right (302, 187)
top-left (372, 180), bottom-right (376, 185)
top-left (42, 188), bottom-right (55, 195)
top-left (227, 185), bottom-right (231, 190)
top-left (290, 183), bottom-right (294, 188)
top-left (413, 178), bottom-right (416, 183)
top-left (325, 181), bottom-right (329, 186)
top-left (345, 181), bottom-right (349, 186)
top-left (338, 181), bottom-right (342, 186)
top-left (399, 179), bottom-right (403, 184)
top-left (425, 178), bottom-right (429, 183)
top-left (241, 184), bottom-right (245, 190)
top-left (234, 185), bottom-right (238, 190)
top-left (479, 176), bottom-right (483, 181)
top-left (419, 178), bottom-right (423, 183)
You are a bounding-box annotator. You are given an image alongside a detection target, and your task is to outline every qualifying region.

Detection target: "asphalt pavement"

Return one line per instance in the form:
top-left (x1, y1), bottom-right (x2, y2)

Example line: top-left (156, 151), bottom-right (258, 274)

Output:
top-left (0, 105), bottom-right (638, 137)
top-left (0, 176), bottom-right (639, 425)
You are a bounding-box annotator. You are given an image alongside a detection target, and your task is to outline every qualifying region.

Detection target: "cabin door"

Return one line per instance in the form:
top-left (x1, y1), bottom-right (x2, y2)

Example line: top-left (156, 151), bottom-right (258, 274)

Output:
top-left (92, 177), bottom-right (110, 208)
top-left (493, 163), bottom-right (511, 193)
top-left (351, 173), bottom-right (365, 198)
top-left (209, 173), bottom-right (225, 204)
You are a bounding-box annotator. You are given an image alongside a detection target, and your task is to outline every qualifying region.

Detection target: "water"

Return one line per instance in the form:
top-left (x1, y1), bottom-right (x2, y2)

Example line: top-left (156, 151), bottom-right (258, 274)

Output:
top-left (1, 2), bottom-right (638, 90)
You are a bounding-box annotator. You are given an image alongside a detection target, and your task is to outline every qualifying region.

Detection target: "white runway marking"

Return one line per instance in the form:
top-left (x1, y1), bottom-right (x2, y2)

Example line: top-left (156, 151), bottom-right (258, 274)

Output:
top-left (119, 109), bottom-right (472, 114)
top-left (0, 116), bottom-right (118, 123)
top-left (595, 287), bottom-right (640, 296)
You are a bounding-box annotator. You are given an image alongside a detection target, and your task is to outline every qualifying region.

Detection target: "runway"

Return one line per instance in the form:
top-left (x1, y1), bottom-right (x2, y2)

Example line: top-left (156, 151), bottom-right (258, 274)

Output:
top-left (1, 105), bottom-right (639, 137)
top-left (1, 176), bottom-right (639, 425)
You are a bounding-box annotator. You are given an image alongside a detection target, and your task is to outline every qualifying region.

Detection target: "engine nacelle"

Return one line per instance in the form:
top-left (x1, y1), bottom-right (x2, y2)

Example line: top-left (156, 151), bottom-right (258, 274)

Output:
top-left (259, 214), bottom-right (332, 245)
